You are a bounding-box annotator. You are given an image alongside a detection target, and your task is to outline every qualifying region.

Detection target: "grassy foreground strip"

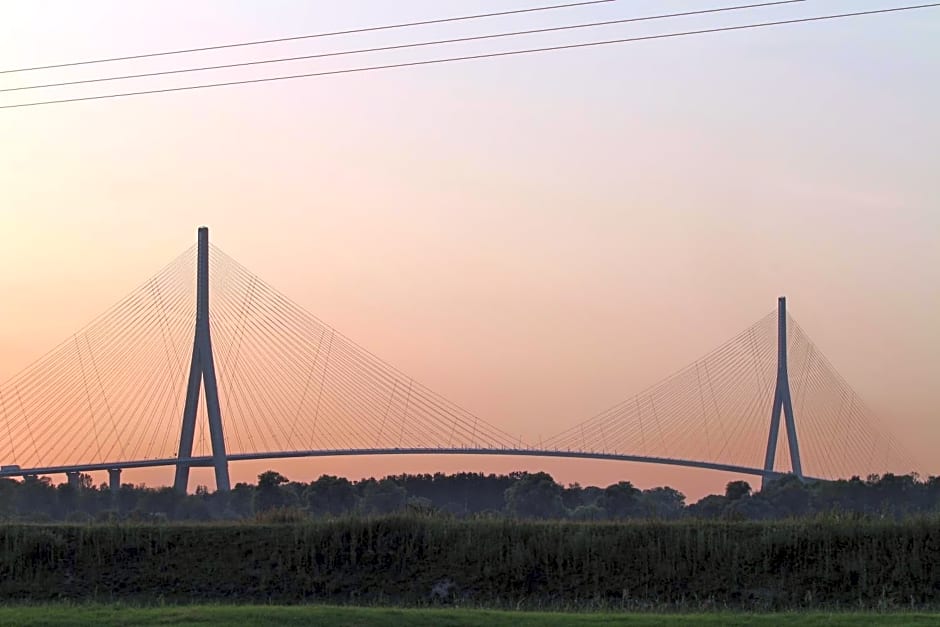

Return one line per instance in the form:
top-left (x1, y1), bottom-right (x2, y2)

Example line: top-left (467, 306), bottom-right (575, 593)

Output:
top-left (6, 518), bottom-right (940, 607)
top-left (0, 606), bottom-right (939, 626)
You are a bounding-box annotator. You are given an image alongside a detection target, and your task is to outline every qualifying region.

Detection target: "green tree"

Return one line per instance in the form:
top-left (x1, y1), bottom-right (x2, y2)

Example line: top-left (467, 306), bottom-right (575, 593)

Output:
top-left (688, 494), bottom-right (728, 519)
top-left (504, 472), bottom-right (565, 519)
top-left (254, 471), bottom-right (289, 513)
top-left (359, 478), bottom-right (406, 515)
top-left (229, 482), bottom-right (255, 517)
top-left (0, 478), bottom-right (19, 517)
top-left (569, 504), bottom-right (606, 521)
top-left (305, 475), bottom-right (356, 516)
top-left (726, 480), bottom-right (752, 501)
top-left (601, 481), bottom-right (641, 519)
top-left (639, 486), bottom-right (686, 519)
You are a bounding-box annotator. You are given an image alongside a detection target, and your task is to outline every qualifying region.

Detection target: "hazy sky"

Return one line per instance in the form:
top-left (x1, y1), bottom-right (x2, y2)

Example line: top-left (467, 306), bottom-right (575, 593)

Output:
top-left (1, 1), bottom-right (937, 498)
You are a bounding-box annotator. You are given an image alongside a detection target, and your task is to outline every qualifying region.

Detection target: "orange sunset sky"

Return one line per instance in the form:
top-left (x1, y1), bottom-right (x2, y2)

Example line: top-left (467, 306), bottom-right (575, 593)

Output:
top-left (1, 1), bottom-right (937, 499)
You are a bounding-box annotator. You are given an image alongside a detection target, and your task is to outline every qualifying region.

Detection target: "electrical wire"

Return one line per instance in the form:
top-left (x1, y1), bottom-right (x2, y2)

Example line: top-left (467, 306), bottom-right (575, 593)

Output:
top-left (0, 0), bottom-right (615, 75)
top-left (1, 4), bottom-right (936, 110)
top-left (1, 1), bottom-right (806, 94)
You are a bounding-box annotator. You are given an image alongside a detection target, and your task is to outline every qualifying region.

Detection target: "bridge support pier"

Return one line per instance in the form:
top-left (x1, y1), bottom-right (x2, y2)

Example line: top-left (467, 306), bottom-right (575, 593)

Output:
top-left (173, 227), bottom-right (231, 494)
top-left (66, 471), bottom-right (80, 490)
top-left (762, 297), bottom-right (804, 489)
top-left (108, 468), bottom-right (121, 504)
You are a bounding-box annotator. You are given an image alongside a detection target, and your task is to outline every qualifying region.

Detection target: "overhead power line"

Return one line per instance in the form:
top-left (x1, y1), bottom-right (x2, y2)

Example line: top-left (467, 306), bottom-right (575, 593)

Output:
top-left (0, 0), bottom-right (615, 75)
top-left (2, 3), bottom-right (937, 111)
top-left (1, 0), bottom-right (806, 94)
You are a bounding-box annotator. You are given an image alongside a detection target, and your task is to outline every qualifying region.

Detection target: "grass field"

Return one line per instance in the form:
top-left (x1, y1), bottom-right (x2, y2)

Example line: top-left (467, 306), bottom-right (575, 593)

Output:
top-left (5, 518), bottom-right (940, 607)
top-left (0, 606), bottom-right (938, 626)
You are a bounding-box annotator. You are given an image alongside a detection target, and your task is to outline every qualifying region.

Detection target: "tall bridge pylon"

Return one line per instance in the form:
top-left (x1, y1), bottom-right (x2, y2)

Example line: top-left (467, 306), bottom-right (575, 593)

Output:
top-left (762, 296), bottom-right (803, 488)
top-left (173, 227), bottom-right (230, 493)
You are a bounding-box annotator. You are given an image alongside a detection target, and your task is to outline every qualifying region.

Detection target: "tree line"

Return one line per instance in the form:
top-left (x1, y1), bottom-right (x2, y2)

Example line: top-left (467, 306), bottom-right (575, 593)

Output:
top-left (0, 470), bottom-right (936, 522)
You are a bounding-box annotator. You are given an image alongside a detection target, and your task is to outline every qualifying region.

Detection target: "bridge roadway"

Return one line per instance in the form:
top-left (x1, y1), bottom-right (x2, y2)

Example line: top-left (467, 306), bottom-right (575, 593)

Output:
top-left (0, 447), bottom-right (814, 481)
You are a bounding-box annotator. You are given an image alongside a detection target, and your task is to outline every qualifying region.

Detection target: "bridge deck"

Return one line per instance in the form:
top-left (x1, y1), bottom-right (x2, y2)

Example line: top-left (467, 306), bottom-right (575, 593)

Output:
top-left (0, 448), bottom-right (811, 480)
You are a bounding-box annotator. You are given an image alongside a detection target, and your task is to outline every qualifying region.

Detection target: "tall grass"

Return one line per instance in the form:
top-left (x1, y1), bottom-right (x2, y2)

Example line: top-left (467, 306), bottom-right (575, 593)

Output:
top-left (1, 515), bottom-right (938, 609)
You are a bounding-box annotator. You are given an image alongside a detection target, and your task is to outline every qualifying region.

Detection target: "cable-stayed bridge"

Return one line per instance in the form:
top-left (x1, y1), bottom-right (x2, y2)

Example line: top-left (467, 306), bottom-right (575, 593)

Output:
top-left (0, 228), bottom-right (919, 493)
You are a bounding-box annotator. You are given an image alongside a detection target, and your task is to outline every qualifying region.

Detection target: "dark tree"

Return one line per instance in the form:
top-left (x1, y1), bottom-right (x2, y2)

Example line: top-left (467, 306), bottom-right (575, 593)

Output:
top-left (306, 475), bottom-right (356, 516)
top-left (639, 487), bottom-right (686, 519)
top-left (726, 480), bottom-right (752, 501)
top-left (359, 478), bottom-right (407, 515)
top-left (504, 472), bottom-right (565, 519)
top-left (601, 481), bottom-right (641, 519)
top-left (254, 471), bottom-right (289, 513)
